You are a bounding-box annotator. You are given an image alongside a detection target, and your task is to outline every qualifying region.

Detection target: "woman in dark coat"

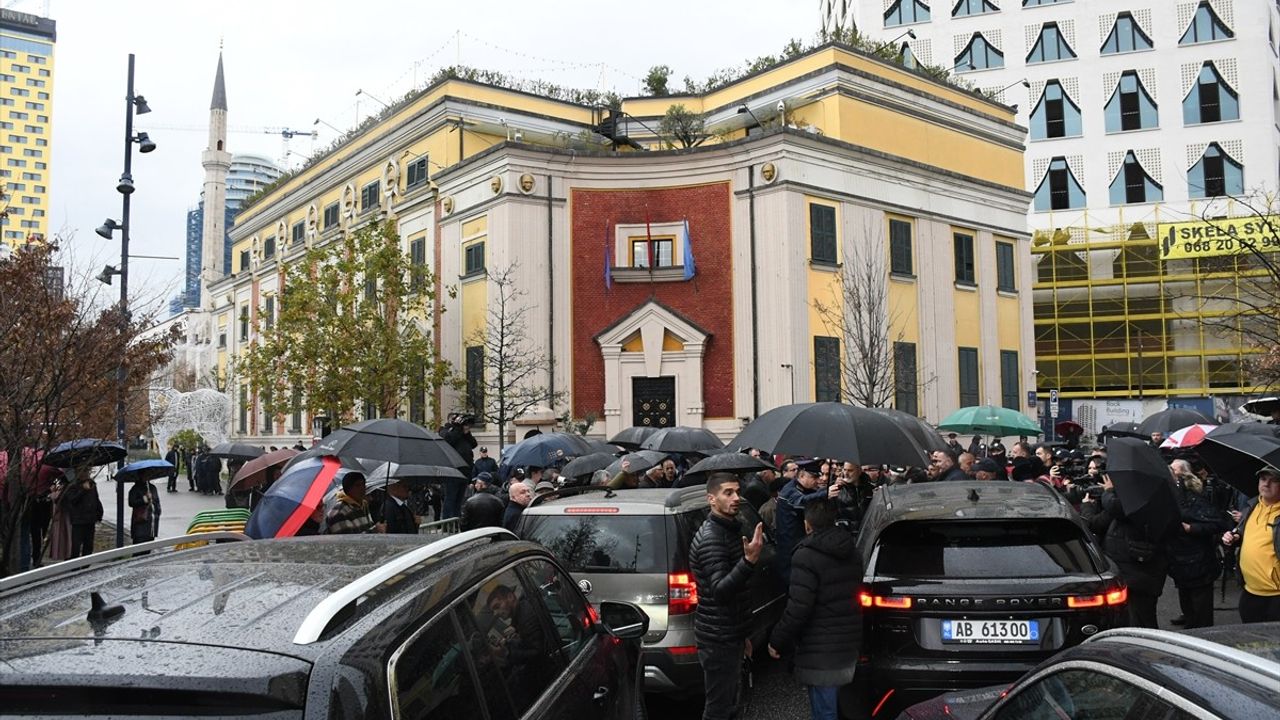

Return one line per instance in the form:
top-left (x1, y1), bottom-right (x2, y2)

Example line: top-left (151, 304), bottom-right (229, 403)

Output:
top-left (61, 468), bottom-right (103, 558)
top-left (1168, 472), bottom-right (1234, 628)
top-left (768, 499), bottom-right (862, 720)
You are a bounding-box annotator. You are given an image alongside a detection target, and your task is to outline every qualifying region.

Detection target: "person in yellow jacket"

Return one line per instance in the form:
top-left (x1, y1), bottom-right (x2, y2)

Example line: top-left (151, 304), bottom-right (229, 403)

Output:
top-left (1223, 467), bottom-right (1280, 623)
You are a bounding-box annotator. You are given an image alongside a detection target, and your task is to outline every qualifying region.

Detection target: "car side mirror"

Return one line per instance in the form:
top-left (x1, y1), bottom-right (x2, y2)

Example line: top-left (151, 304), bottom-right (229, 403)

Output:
top-left (598, 601), bottom-right (650, 640)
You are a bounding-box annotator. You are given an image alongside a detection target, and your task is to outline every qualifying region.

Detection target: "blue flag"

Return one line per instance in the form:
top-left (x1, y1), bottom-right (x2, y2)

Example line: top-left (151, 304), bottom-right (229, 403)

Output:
top-left (682, 219), bottom-right (696, 280)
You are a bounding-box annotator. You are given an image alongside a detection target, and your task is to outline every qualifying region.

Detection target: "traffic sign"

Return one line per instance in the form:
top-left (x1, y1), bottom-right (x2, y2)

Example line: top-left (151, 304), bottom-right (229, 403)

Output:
top-left (1049, 389), bottom-right (1060, 419)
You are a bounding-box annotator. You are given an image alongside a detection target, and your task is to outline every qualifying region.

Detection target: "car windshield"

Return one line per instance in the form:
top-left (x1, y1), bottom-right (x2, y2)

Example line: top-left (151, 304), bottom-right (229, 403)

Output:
top-left (521, 514), bottom-right (667, 574)
top-left (874, 519), bottom-right (1096, 578)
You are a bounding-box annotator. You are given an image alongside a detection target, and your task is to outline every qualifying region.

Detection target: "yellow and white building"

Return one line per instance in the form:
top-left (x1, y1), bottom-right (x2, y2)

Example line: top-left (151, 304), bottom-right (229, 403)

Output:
top-left (0, 8), bottom-right (54, 250)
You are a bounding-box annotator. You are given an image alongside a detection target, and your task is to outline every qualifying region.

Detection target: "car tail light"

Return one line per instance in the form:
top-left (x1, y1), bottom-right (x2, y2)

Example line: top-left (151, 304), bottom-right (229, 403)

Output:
top-left (667, 645), bottom-right (698, 656)
top-left (1068, 585), bottom-right (1128, 608)
top-left (669, 572), bottom-right (698, 615)
top-left (871, 689), bottom-right (895, 717)
top-left (858, 589), bottom-right (912, 609)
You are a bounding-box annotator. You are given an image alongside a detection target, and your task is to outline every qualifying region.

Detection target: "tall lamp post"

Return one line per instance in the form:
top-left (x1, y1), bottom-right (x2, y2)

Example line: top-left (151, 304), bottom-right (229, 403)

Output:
top-left (95, 53), bottom-right (154, 548)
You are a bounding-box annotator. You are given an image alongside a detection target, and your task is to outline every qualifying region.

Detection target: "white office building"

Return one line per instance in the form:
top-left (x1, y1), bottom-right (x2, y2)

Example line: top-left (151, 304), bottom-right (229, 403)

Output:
top-left (856, 0), bottom-right (1280, 411)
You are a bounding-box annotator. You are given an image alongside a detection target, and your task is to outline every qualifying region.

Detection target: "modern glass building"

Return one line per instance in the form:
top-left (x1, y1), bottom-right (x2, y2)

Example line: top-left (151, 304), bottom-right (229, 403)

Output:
top-left (0, 9), bottom-right (55, 251)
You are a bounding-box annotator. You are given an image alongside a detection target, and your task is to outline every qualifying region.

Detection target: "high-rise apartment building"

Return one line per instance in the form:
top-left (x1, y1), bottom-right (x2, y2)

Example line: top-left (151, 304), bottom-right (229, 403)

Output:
top-left (0, 9), bottom-right (54, 251)
top-left (857, 0), bottom-right (1280, 421)
top-left (176, 153), bottom-right (280, 311)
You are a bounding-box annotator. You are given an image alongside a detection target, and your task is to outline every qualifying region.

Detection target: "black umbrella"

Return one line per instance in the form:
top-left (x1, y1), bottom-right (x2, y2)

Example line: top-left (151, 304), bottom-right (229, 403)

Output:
top-left (729, 402), bottom-right (929, 467)
top-left (307, 418), bottom-right (467, 469)
top-left (869, 408), bottom-right (948, 457)
top-left (1137, 408), bottom-right (1217, 436)
top-left (560, 452), bottom-right (618, 480)
top-left (1205, 422), bottom-right (1280, 440)
top-left (1105, 437), bottom-right (1181, 540)
top-left (209, 442), bottom-right (265, 461)
top-left (580, 438), bottom-right (624, 455)
top-left (608, 426), bottom-right (660, 450)
top-left (501, 432), bottom-right (593, 469)
top-left (604, 450), bottom-right (668, 478)
top-left (680, 452), bottom-right (776, 485)
top-left (1196, 432), bottom-right (1280, 497)
top-left (1097, 421), bottom-right (1146, 444)
top-left (640, 426), bottom-right (724, 454)
top-left (42, 439), bottom-right (127, 468)
top-left (362, 462), bottom-right (468, 492)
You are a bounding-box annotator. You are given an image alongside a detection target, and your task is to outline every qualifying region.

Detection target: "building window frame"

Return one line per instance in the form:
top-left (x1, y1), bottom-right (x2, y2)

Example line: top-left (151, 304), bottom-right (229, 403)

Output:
top-left (995, 241), bottom-right (1016, 292)
top-left (322, 201), bottom-right (339, 229)
top-left (809, 202), bottom-right (839, 265)
top-left (999, 350), bottom-right (1020, 410)
top-left (956, 32), bottom-right (1005, 71)
top-left (894, 341), bottom-right (919, 416)
top-left (1030, 80), bottom-right (1083, 140)
top-left (1101, 12), bottom-right (1154, 54)
top-left (1183, 62), bottom-right (1240, 125)
top-left (889, 218), bottom-right (914, 276)
top-left (406, 157), bottom-right (429, 189)
top-left (1180, 0), bottom-right (1234, 45)
top-left (958, 347), bottom-right (980, 407)
top-left (884, 0), bottom-right (931, 27)
top-left (465, 345), bottom-right (485, 417)
top-left (814, 336), bottom-right (841, 402)
top-left (953, 231), bottom-right (976, 285)
top-left (1027, 22), bottom-right (1077, 64)
top-left (360, 180), bottom-right (380, 213)
top-left (1188, 142), bottom-right (1244, 198)
top-left (1109, 151), bottom-right (1164, 205)
top-left (1033, 157), bottom-right (1087, 211)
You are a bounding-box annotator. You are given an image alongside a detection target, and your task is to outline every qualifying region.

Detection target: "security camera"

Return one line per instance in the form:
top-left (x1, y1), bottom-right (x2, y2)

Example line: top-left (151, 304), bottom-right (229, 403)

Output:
top-left (776, 100), bottom-right (786, 114)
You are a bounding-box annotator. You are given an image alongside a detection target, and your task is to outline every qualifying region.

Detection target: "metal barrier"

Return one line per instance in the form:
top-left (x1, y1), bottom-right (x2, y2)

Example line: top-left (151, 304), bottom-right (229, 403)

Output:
top-left (418, 517), bottom-right (460, 537)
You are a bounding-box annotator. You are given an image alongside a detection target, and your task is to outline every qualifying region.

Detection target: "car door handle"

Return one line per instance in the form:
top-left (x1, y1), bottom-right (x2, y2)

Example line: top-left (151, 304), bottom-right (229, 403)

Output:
top-left (593, 686), bottom-right (609, 702)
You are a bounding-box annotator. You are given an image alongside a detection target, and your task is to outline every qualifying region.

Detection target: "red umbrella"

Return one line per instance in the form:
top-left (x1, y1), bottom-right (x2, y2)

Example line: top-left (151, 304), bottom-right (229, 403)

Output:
top-left (1159, 424), bottom-right (1219, 449)
top-left (1054, 420), bottom-right (1084, 437)
top-left (230, 447), bottom-right (299, 491)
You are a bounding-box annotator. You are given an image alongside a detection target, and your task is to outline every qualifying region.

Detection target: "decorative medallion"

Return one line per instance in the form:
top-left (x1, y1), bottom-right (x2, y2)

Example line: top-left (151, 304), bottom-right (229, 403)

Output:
top-left (761, 162), bottom-right (778, 183)
top-left (441, 196), bottom-right (454, 215)
top-left (490, 176), bottom-right (503, 194)
top-left (518, 173), bottom-right (536, 194)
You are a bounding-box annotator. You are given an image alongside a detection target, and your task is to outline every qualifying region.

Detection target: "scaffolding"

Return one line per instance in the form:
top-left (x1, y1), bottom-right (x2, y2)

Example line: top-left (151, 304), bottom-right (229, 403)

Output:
top-left (1031, 204), bottom-right (1273, 399)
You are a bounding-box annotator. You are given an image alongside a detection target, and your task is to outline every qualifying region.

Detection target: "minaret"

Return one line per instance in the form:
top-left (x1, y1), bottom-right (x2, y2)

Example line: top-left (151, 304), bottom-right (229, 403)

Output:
top-left (199, 51), bottom-right (232, 309)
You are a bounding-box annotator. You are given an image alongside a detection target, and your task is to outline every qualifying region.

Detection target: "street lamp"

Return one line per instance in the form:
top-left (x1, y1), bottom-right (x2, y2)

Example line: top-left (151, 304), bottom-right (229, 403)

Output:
top-left (100, 53), bottom-right (157, 548)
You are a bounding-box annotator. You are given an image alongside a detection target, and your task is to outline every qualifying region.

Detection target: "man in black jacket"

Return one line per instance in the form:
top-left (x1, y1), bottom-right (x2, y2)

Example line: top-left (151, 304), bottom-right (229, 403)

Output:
top-left (461, 472), bottom-right (506, 531)
top-left (768, 498), bottom-right (861, 720)
top-left (929, 449), bottom-right (967, 482)
top-left (382, 480), bottom-right (419, 534)
top-left (1083, 472), bottom-right (1169, 628)
top-left (689, 472), bottom-right (764, 720)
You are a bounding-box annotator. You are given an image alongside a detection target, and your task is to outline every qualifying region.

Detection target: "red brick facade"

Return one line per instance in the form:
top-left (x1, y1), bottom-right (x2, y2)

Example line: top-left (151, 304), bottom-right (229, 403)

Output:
top-left (570, 182), bottom-right (734, 420)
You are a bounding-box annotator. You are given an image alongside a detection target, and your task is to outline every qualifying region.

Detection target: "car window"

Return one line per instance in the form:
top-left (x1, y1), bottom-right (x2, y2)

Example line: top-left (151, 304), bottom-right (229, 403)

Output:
top-left (521, 514), bottom-right (668, 573)
top-left (520, 558), bottom-right (593, 658)
top-left (874, 520), bottom-right (1096, 578)
top-left (993, 669), bottom-right (1198, 720)
top-left (457, 567), bottom-right (565, 718)
top-left (391, 610), bottom-right (485, 720)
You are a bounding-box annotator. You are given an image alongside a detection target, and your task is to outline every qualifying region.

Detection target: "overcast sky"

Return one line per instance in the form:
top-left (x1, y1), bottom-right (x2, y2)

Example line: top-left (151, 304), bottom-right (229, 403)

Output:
top-left (19, 0), bottom-right (818, 313)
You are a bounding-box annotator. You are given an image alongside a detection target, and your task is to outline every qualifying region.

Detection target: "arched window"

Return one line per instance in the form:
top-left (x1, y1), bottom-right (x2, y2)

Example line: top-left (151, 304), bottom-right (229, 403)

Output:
top-left (953, 0), bottom-right (997, 17)
top-left (885, 0), bottom-right (931, 26)
top-left (1030, 81), bottom-right (1082, 139)
top-left (1101, 12), bottom-right (1153, 54)
top-left (955, 32), bottom-right (1004, 71)
top-left (1027, 22), bottom-right (1077, 63)
top-left (1104, 71), bottom-right (1159, 132)
top-left (1183, 62), bottom-right (1239, 124)
top-left (1188, 143), bottom-right (1244, 198)
top-left (1180, 1), bottom-right (1234, 45)
top-left (1108, 152), bottom-right (1163, 205)
top-left (1034, 158), bottom-right (1086, 211)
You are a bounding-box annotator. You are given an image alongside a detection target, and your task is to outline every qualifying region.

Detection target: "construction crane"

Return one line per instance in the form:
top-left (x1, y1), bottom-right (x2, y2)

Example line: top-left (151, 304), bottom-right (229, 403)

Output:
top-left (146, 124), bottom-right (319, 166)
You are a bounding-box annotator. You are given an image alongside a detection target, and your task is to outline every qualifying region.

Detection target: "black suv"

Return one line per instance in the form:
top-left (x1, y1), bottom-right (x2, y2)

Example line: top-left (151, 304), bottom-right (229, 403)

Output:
top-left (851, 482), bottom-right (1126, 718)
top-left (0, 529), bottom-right (649, 720)
top-left (518, 486), bottom-right (785, 695)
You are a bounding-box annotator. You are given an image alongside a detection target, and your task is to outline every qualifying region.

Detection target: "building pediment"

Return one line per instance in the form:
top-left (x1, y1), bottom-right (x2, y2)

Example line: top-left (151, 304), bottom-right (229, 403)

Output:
top-left (595, 300), bottom-right (709, 381)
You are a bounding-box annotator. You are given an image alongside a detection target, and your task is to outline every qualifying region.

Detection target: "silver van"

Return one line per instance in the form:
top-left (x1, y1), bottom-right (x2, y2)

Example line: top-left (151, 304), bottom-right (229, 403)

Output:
top-left (517, 486), bottom-right (784, 695)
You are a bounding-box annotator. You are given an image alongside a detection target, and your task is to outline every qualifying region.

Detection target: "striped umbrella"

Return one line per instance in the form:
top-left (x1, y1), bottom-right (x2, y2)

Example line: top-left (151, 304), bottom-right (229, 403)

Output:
top-left (1159, 424), bottom-right (1219, 449)
top-left (246, 455), bottom-right (360, 539)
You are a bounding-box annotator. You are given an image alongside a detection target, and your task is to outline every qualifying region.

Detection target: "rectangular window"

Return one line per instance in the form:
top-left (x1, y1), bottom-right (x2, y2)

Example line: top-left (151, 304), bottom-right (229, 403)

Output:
top-left (360, 180), bottom-right (380, 212)
top-left (894, 341), bottom-right (919, 416)
top-left (953, 232), bottom-right (976, 284)
top-left (1000, 350), bottom-right (1020, 410)
top-left (25, 78), bottom-right (43, 87)
top-left (406, 157), bottom-right (428, 188)
top-left (239, 305), bottom-right (250, 341)
top-left (238, 386), bottom-right (248, 434)
top-left (322, 202), bottom-right (339, 229)
top-left (464, 241), bottom-right (485, 276)
top-left (262, 396), bottom-right (274, 435)
top-left (996, 241), bottom-right (1016, 292)
top-left (10, 88), bottom-right (28, 97)
top-left (465, 345), bottom-right (485, 416)
top-left (810, 203), bottom-right (838, 264)
top-left (889, 218), bottom-right (913, 275)
top-left (238, 249), bottom-right (250, 273)
top-left (290, 389), bottom-right (303, 433)
top-left (958, 347), bottom-right (980, 406)
top-left (408, 361), bottom-right (425, 425)
top-left (410, 236), bottom-right (427, 291)
top-left (291, 220), bottom-right (305, 247)
top-left (814, 336), bottom-right (841, 402)
top-left (630, 238), bottom-right (673, 268)
top-left (25, 102), bottom-right (43, 110)
top-left (264, 296), bottom-right (275, 330)
top-left (262, 235), bottom-right (276, 259)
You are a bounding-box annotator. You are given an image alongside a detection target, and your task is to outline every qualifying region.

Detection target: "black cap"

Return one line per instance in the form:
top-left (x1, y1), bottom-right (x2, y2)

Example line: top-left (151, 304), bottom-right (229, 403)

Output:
top-left (975, 458), bottom-right (1001, 474)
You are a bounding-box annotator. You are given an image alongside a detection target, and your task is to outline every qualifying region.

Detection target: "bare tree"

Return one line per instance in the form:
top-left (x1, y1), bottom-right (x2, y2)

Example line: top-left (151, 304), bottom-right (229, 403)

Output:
top-left (812, 228), bottom-right (930, 410)
top-left (467, 264), bottom-right (564, 450)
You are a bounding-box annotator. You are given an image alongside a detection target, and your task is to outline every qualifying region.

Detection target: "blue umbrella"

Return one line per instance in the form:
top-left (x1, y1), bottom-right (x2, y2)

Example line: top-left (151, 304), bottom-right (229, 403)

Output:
top-left (246, 455), bottom-right (362, 539)
top-left (500, 432), bottom-right (593, 470)
top-left (113, 459), bottom-right (174, 483)
top-left (43, 439), bottom-right (127, 468)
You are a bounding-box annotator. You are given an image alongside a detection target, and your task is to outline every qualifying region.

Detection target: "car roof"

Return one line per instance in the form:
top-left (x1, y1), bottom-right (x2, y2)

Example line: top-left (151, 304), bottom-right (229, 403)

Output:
top-left (873, 481), bottom-right (1074, 522)
top-left (1086, 624), bottom-right (1280, 675)
top-left (525, 485), bottom-right (707, 515)
top-left (0, 530), bottom-right (518, 662)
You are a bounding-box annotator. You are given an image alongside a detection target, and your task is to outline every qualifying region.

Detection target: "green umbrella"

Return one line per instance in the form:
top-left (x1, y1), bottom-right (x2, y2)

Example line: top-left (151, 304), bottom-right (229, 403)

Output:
top-left (938, 405), bottom-right (1043, 437)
